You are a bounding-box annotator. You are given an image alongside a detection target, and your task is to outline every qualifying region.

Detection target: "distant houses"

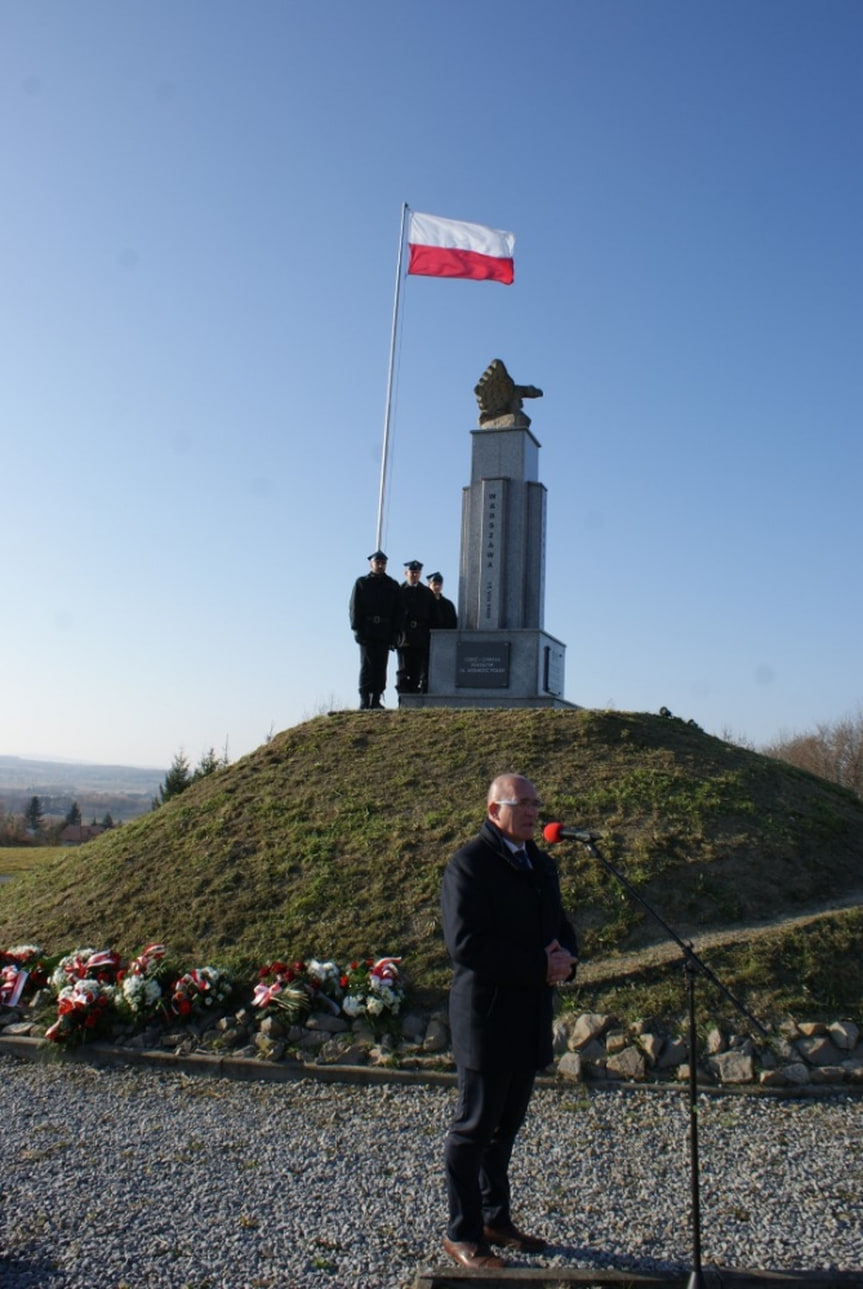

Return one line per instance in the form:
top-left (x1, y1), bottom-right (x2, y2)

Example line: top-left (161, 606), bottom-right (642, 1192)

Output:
top-left (59, 823), bottom-right (105, 845)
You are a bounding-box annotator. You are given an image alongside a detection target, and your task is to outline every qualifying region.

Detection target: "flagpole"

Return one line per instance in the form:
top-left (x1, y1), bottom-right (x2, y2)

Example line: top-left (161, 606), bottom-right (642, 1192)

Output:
top-left (376, 202), bottom-right (409, 551)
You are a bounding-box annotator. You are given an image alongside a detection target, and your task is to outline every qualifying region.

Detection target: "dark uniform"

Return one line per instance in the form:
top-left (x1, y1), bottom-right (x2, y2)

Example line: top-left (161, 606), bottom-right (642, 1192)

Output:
top-left (397, 560), bottom-right (437, 694)
top-left (428, 572), bottom-right (458, 630)
top-left (349, 550), bottom-right (401, 709)
top-left (441, 809), bottom-right (578, 1255)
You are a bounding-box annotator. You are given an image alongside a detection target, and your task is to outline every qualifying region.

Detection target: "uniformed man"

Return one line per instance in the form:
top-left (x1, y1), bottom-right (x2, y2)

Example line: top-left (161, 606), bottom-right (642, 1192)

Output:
top-left (427, 571), bottom-right (458, 630)
top-left (349, 550), bottom-right (401, 709)
top-left (396, 560), bottom-right (437, 695)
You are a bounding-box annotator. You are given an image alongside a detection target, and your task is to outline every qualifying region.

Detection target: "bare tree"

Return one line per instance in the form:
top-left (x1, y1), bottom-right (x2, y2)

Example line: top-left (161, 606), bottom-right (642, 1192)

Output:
top-left (762, 708), bottom-right (863, 798)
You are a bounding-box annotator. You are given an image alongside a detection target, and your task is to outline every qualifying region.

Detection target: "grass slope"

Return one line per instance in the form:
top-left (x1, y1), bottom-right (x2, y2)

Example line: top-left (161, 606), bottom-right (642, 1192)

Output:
top-left (2, 709), bottom-right (861, 1021)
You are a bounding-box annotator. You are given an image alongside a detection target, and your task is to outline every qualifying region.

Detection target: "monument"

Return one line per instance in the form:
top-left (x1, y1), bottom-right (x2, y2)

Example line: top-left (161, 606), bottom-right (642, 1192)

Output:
top-left (400, 359), bottom-right (577, 711)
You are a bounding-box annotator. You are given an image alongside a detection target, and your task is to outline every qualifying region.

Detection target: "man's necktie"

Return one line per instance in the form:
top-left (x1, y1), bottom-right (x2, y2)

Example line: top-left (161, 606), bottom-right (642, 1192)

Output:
top-left (513, 848), bottom-right (530, 870)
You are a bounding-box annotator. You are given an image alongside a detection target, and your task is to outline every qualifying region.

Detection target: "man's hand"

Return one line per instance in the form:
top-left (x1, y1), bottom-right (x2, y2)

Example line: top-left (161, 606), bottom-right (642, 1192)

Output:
top-left (544, 938), bottom-right (577, 985)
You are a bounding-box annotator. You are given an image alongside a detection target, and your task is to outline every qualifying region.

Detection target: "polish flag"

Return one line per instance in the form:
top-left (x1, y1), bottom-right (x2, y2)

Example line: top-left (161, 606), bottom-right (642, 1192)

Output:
top-left (407, 211), bottom-right (515, 285)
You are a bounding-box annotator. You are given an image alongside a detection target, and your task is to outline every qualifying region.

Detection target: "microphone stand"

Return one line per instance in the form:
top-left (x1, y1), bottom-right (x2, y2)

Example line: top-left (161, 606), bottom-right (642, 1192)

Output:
top-left (572, 834), bottom-right (768, 1289)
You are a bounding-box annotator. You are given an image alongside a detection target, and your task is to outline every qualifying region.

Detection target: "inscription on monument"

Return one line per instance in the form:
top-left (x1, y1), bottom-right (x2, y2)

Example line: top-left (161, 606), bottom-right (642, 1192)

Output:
top-left (480, 482), bottom-right (503, 627)
top-left (456, 641), bottom-right (510, 688)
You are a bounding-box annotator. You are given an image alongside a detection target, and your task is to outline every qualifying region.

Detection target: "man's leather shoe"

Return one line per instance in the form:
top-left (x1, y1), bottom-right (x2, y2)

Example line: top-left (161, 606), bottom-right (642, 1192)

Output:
top-left (443, 1237), bottom-right (507, 1269)
top-left (483, 1221), bottom-right (547, 1253)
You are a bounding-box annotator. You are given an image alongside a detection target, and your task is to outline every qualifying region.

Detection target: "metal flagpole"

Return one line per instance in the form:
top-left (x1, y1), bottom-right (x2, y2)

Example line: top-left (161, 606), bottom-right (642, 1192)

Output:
top-left (375, 202), bottom-right (409, 551)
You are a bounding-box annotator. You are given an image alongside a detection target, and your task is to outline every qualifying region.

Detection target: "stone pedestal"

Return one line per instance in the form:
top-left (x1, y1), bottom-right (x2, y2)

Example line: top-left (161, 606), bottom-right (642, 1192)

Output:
top-left (400, 627), bottom-right (575, 710)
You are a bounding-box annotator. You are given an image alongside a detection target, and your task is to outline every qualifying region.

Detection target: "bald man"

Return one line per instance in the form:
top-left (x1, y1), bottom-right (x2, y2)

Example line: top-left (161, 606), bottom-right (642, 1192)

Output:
top-left (440, 773), bottom-right (578, 1270)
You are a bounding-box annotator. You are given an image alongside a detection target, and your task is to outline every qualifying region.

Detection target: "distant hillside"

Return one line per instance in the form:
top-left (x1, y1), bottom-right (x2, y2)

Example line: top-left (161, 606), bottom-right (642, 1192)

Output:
top-left (1, 709), bottom-right (861, 1021)
top-left (0, 755), bottom-right (163, 823)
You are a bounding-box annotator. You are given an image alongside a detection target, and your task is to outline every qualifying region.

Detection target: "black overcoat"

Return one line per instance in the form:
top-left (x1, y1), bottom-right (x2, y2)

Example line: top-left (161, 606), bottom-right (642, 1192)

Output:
top-left (349, 571), bottom-right (401, 645)
top-left (441, 819), bottom-right (578, 1073)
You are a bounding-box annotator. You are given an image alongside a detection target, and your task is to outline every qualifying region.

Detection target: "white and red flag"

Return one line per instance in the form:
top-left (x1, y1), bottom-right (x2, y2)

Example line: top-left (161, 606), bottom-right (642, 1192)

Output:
top-left (407, 211), bottom-right (515, 285)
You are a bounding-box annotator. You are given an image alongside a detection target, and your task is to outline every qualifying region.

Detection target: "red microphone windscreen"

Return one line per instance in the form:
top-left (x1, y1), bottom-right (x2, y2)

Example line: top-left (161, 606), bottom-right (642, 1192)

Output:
top-left (543, 822), bottom-right (564, 844)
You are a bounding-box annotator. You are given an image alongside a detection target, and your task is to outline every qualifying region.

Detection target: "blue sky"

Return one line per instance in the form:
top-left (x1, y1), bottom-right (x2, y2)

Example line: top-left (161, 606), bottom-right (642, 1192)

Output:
top-left (2, 1), bottom-right (861, 770)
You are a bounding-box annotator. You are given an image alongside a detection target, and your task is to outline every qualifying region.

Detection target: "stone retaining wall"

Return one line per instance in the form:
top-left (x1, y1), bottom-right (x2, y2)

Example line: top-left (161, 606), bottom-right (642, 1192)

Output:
top-left (3, 997), bottom-right (861, 1090)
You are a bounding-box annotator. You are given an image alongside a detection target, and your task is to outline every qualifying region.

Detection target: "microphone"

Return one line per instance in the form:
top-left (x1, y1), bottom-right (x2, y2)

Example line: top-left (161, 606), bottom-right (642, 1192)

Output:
top-left (543, 821), bottom-right (601, 845)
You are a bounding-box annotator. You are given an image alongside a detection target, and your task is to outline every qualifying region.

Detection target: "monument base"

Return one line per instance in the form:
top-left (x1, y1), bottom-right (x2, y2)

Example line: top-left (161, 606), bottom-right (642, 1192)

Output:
top-left (398, 629), bottom-right (579, 711)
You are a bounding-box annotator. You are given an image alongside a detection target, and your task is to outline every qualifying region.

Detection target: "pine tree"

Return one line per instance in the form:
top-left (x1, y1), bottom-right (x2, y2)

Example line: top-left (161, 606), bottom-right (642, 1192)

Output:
top-left (25, 796), bottom-right (44, 833)
top-left (153, 752), bottom-right (192, 808)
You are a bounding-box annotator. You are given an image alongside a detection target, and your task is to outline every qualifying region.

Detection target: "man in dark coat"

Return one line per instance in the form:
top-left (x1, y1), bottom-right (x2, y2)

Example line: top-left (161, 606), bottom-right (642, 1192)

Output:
top-left (348, 550), bottom-right (401, 709)
top-left (440, 773), bottom-right (578, 1270)
top-left (427, 571), bottom-right (458, 629)
top-left (396, 559), bottom-right (436, 694)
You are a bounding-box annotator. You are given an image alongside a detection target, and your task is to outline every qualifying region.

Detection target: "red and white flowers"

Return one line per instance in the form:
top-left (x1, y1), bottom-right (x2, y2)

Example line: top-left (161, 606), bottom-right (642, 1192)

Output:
top-left (119, 943), bottom-right (168, 1018)
top-left (45, 979), bottom-right (114, 1043)
top-left (20, 939), bottom-right (409, 1046)
top-left (340, 957), bottom-right (404, 1020)
top-left (169, 966), bottom-right (233, 1017)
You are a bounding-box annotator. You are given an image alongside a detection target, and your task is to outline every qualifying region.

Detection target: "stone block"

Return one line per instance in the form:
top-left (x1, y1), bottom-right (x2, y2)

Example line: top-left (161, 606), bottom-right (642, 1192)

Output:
top-left (259, 1015), bottom-right (285, 1039)
top-left (829, 1020), bottom-right (859, 1051)
top-left (656, 1038), bottom-right (688, 1070)
top-left (781, 1062), bottom-right (811, 1085)
top-left (796, 1036), bottom-right (843, 1066)
top-left (709, 1050), bottom-right (754, 1084)
top-left (569, 1013), bottom-right (610, 1049)
top-left (400, 1011), bottom-right (427, 1043)
top-left (637, 1032), bottom-right (663, 1065)
top-left (557, 1052), bottom-right (583, 1082)
top-left (577, 1038), bottom-right (608, 1065)
top-left (606, 1045), bottom-right (646, 1081)
top-left (423, 1018), bottom-right (449, 1053)
top-left (760, 1069), bottom-right (791, 1087)
top-left (304, 1014), bottom-right (348, 1033)
top-left (552, 1017), bottom-right (571, 1056)
top-left (297, 1029), bottom-right (327, 1049)
top-left (809, 1066), bottom-right (846, 1084)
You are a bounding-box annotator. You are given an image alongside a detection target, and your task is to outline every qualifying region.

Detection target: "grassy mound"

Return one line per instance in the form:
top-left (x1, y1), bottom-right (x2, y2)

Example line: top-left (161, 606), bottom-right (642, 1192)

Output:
top-left (1, 708), bottom-right (861, 1022)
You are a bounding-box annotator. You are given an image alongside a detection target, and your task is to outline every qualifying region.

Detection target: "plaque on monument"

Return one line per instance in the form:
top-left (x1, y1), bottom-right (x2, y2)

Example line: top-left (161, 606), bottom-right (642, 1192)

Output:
top-left (456, 641), bottom-right (510, 688)
top-left (544, 644), bottom-right (564, 697)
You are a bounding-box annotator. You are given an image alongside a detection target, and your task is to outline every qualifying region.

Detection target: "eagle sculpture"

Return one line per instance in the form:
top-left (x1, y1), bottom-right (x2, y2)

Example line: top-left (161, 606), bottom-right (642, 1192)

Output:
top-left (474, 358), bottom-right (543, 428)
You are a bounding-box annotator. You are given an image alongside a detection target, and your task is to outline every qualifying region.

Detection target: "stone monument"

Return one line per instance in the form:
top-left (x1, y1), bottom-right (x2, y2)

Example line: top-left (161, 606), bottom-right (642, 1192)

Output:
top-left (400, 359), bottom-right (576, 711)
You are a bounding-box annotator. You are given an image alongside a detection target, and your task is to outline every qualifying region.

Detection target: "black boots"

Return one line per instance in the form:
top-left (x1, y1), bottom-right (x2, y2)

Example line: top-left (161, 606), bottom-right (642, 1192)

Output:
top-left (359, 692), bottom-right (384, 710)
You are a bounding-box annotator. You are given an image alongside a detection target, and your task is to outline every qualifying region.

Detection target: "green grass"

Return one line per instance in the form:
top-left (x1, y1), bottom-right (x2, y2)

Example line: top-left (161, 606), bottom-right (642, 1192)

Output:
top-left (1, 707), bottom-right (861, 1023)
top-left (568, 906), bottom-right (863, 1032)
top-left (0, 846), bottom-right (65, 876)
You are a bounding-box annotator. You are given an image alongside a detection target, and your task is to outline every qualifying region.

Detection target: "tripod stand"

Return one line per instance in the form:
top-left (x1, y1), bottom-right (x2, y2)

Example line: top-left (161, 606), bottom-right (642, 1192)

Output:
top-left (570, 834), bottom-right (768, 1289)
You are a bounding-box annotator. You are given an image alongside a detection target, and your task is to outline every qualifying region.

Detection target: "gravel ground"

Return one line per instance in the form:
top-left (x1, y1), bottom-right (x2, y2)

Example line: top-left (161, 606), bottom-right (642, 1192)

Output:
top-left (1, 1052), bottom-right (862, 1288)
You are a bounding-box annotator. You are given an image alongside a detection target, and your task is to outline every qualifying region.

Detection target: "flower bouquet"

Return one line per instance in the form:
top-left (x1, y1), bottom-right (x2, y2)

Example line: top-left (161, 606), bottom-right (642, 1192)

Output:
top-left (251, 961), bottom-right (314, 1021)
top-left (45, 979), bottom-right (115, 1044)
top-left (50, 947), bottom-right (123, 993)
top-left (340, 956), bottom-right (404, 1021)
top-left (116, 943), bottom-right (170, 1022)
top-left (169, 965), bottom-right (233, 1018)
top-left (305, 958), bottom-right (343, 1015)
top-left (1, 944), bottom-right (48, 1007)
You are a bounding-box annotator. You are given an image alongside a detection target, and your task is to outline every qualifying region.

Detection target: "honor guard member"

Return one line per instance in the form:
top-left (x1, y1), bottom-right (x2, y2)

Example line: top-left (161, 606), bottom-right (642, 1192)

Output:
top-left (396, 560), bottom-right (436, 694)
top-left (427, 571), bottom-right (458, 630)
top-left (349, 550), bottom-right (401, 709)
